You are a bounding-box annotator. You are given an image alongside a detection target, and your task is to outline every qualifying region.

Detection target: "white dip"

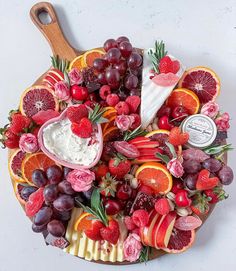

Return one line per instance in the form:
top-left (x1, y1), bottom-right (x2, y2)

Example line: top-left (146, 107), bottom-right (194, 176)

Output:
top-left (42, 118), bottom-right (99, 166)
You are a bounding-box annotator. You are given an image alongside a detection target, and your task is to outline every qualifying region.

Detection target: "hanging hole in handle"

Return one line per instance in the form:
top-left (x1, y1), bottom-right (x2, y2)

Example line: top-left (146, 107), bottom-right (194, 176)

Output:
top-left (37, 9), bottom-right (52, 25)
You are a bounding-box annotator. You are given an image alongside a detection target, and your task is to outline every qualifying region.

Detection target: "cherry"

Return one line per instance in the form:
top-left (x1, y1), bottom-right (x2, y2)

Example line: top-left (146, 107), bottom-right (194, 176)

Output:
top-left (158, 115), bottom-right (174, 130)
top-left (171, 179), bottom-right (184, 194)
top-left (116, 184), bottom-right (133, 200)
top-left (175, 190), bottom-right (192, 207)
top-left (171, 106), bottom-right (189, 121)
top-left (104, 199), bottom-right (121, 215)
top-left (87, 92), bottom-right (97, 102)
top-left (156, 105), bottom-right (172, 118)
top-left (71, 85), bottom-right (88, 101)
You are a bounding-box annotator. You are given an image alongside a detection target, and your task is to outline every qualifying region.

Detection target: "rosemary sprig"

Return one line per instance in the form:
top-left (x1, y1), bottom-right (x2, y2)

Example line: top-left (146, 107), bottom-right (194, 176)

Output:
top-left (88, 104), bottom-right (108, 124)
top-left (75, 188), bottom-right (108, 226)
top-left (123, 126), bottom-right (147, 141)
top-left (139, 246), bottom-right (151, 263)
top-left (51, 55), bottom-right (71, 85)
top-left (203, 144), bottom-right (233, 155)
top-left (148, 40), bottom-right (167, 73)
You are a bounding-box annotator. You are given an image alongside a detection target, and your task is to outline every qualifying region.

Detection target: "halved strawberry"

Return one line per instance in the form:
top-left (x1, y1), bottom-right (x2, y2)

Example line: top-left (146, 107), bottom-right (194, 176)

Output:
top-left (100, 220), bottom-right (120, 244)
top-left (196, 169), bottom-right (219, 191)
top-left (85, 220), bottom-right (104, 241)
top-left (169, 127), bottom-right (189, 146)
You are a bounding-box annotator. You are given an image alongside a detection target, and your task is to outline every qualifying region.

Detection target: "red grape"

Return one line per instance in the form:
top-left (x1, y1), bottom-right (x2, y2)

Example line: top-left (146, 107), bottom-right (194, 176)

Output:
top-left (53, 195), bottom-right (74, 212)
top-left (58, 180), bottom-right (75, 195)
top-left (127, 52), bottom-right (142, 69)
top-left (46, 165), bottom-right (63, 184)
top-left (113, 59), bottom-right (127, 75)
top-left (93, 58), bottom-right (108, 72)
top-left (103, 38), bottom-right (117, 52)
top-left (124, 74), bottom-right (138, 90)
top-left (183, 160), bottom-right (201, 174)
top-left (105, 68), bottom-right (120, 89)
top-left (44, 184), bottom-right (58, 202)
top-left (32, 223), bottom-right (47, 233)
top-left (130, 89), bottom-right (141, 96)
top-left (47, 220), bottom-right (65, 237)
top-left (32, 169), bottom-right (48, 187)
top-left (119, 41), bottom-right (132, 58)
top-left (116, 36), bottom-right (130, 44)
top-left (107, 48), bottom-right (121, 64)
top-left (184, 174), bottom-right (198, 190)
top-left (218, 165), bottom-right (234, 185)
top-left (104, 199), bottom-right (121, 215)
top-left (97, 72), bottom-right (107, 84)
top-left (33, 206), bottom-right (53, 226)
top-left (202, 158), bottom-right (222, 173)
top-left (20, 186), bottom-right (37, 201)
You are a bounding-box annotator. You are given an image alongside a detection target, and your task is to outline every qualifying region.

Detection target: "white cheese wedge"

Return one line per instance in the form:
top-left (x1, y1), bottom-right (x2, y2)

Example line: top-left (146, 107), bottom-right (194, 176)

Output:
top-left (141, 50), bottom-right (185, 128)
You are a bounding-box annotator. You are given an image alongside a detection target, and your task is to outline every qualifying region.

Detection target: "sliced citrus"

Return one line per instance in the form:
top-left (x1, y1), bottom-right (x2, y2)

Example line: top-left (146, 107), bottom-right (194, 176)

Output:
top-left (103, 126), bottom-right (120, 142)
top-left (8, 149), bottom-right (26, 182)
top-left (20, 85), bottom-right (59, 117)
top-left (74, 212), bottom-right (93, 231)
top-left (21, 152), bottom-right (56, 185)
top-left (135, 162), bottom-right (173, 194)
top-left (69, 55), bottom-right (86, 71)
top-left (166, 88), bottom-right (200, 115)
top-left (13, 181), bottom-right (27, 205)
top-left (102, 107), bottom-right (117, 120)
top-left (102, 115), bottom-right (116, 133)
top-left (178, 66), bottom-right (220, 103)
top-left (83, 49), bottom-right (105, 67)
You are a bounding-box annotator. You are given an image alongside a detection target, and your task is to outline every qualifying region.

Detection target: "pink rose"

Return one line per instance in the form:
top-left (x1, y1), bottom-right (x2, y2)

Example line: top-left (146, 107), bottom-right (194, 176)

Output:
top-left (201, 101), bottom-right (219, 119)
top-left (215, 112), bottom-right (230, 131)
top-left (115, 115), bottom-right (135, 131)
top-left (68, 68), bottom-right (83, 85)
top-left (123, 233), bottom-right (142, 262)
top-left (19, 133), bottom-right (39, 153)
top-left (66, 169), bottom-right (95, 192)
top-left (55, 81), bottom-right (70, 101)
top-left (167, 158), bottom-right (184, 178)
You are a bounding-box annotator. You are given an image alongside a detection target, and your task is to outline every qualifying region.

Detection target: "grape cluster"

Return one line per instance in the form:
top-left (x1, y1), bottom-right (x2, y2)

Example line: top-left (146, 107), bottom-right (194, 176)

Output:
top-left (93, 36), bottom-right (143, 100)
top-left (20, 166), bottom-right (89, 238)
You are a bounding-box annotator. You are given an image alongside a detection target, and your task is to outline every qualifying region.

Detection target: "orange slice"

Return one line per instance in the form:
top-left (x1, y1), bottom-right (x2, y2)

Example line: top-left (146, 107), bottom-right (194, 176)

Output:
top-left (74, 212), bottom-right (93, 231)
top-left (166, 88), bottom-right (200, 115)
top-left (69, 55), bottom-right (86, 71)
top-left (102, 107), bottom-right (117, 120)
top-left (135, 162), bottom-right (173, 194)
top-left (13, 181), bottom-right (27, 205)
top-left (21, 152), bottom-right (56, 185)
top-left (103, 126), bottom-right (120, 142)
top-left (145, 129), bottom-right (170, 138)
top-left (83, 49), bottom-right (105, 67)
top-left (102, 115), bottom-right (116, 133)
top-left (178, 66), bottom-right (220, 104)
top-left (8, 149), bottom-right (26, 183)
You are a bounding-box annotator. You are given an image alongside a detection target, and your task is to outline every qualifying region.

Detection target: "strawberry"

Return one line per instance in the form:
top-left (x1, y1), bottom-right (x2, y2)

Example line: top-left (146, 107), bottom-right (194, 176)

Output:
top-left (125, 96), bottom-right (141, 113)
top-left (100, 219), bottom-right (120, 244)
top-left (169, 127), bottom-right (189, 146)
top-left (99, 173), bottom-right (118, 197)
top-left (191, 193), bottom-right (210, 215)
top-left (196, 169), bottom-right (219, 191)
top-left (132, 209), bottom-right (149, 227)
top-left (108, 155), bottom-right (131, 179)
top-left (94, 164), bottom-right (109, 181)
top-left (67, 105), bottom-right (88, 124)
top-left (159, 56), bottom-right (173, 74)
top-left (71, 117), bottom-right (93, 138)
top-left (10, 113), bottom-right (31, 134)
top-left (84, 220), bottom-right (104, 241)
top-left (0, 128), bottom-right (20, 149)
top-left (154, 198), bottom-right (171, 215)
top-left (204, 187), bottom-right (228, 204)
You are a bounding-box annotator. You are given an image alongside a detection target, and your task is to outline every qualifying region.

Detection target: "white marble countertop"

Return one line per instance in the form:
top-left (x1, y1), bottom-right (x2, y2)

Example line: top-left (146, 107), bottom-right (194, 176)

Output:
top-left (0, 0), bottom-right (236, 270)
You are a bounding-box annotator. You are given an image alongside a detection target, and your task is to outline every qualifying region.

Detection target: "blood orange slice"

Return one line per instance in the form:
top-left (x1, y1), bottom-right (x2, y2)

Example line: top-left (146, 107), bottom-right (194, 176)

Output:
top-left (178, 67), bottom-right (220, 103)
top-left (69, 55), bottom-right (86, 71)
top-left (20, 85), bottom-right (59, 117)
top-left (83, 49), bottom-right (105, 67)
top-left (8, 149), bottom-right (26, 182)
top-left (21, 152), bottom-right (56, 185)
top-left (166, 88), bottom-right (200, 115)
top-left (13, 182), bottom-right (27, 205)
top-left (162, 228), bottom-right (195, 253)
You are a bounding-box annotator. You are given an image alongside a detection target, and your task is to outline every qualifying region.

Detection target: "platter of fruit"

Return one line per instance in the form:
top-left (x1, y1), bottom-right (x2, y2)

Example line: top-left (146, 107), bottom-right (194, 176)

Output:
top-left (0, 1), bottom-right (234, 265)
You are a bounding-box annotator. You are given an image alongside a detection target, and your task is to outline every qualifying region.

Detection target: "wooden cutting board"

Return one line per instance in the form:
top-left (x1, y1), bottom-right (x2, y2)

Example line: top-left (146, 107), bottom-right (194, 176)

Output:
top-left (9, 1), bottom-right (221, 265)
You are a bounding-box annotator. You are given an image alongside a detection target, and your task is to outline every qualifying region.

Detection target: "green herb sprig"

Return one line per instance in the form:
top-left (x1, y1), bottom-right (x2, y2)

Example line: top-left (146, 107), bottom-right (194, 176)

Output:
top-left (148, 40), bottom-right (167, 73)
top-left (88, 104), bottom-right (108, 124)
top-left (51, 55), bottom-right (71, 85)
top-left (139, 246), bottom-right (151, 263)
top-left (123, 126), bottom-right (147, 141)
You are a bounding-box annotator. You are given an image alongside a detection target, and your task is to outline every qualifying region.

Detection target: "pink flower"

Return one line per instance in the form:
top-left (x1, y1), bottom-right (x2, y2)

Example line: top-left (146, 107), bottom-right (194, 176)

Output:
top-left (123, 233), bottom-right (142, 262)
top-left (201, 101), bottom-right (219, 119)
top-left (167, 158), bottom-right (184, 178)
top-left (54, 81), bottom-right (70, 101)
top-left (19, 133), bottom-right (39, 153)
top-left (68, 68), bottom-right (83, 85)
top-left (215, 112), bottom-right (230, 131)
top-left (66, 169), bottom-right (95, 192)
top-left (115, 115), bottom-right (135, 131)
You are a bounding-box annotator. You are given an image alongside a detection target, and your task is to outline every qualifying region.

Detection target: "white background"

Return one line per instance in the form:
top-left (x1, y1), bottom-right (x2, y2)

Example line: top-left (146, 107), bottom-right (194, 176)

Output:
top-left (0, 0), bottom-right (236, 270)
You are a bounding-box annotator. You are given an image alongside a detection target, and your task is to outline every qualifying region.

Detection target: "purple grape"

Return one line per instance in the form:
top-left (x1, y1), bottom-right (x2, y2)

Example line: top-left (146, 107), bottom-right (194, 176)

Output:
top-left (53, 209), bottom-right (71, 221)
top-left (53, 195), bottom-right (74, 212)
top-left (105, 68), bottom-right (120, 89)
top-left (113, 60), bottom-right (127, 75)
top-left (46, 165), bottom-right (63, 184)
top-left (107, 48), bottom-right (121, 64)
top-left (184, 174), bottom-right (198, 190)
top-left (116, 36), bottom-right (130, 44)
top-left (20, 186), bottom-right (37, 201)
top-left (63, 167), bottom-right (72, 178)
top-left (202, 158), bottom-right (222, 173)
top-left (97, 72), bottom-right (107, 84)
top-left (119, 41), bottom-right (132, 58)
top-left (124, 74), bottom-right (138, 90)
top-left (44, 184), bottom-right (58, 202)
top-left (93, 58), bottom-right (108, 72)
top-left (127, 52), bottom-right (142, 69)
top-left (82, 187), bottom-right (94, 201)
top-left (218, 165), bottom-right (234, 185)
top-left (130, 89), bottom-right (141, 97)
top-left (58, 180), bottom-right (75, 195)
top-left (32, 223), bottom-right (47, 233)
top-left (103, 38), bottom-right (117, 52)
top-left (116, 89), bottom-right (128, 101)
top-left (183, 159), bottom-right (201, 174)
top-left (33, 207), bottom-right (53, 226)
top-left (47, 220), bottom-right (65, 237)
top-left (32, 169), bottom-right (48, 187)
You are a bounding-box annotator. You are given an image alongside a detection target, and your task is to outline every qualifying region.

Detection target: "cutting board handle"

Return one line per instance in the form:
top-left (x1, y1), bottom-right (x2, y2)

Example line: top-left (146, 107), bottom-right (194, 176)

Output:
top-left (30, 2), bottom-right (77, 61)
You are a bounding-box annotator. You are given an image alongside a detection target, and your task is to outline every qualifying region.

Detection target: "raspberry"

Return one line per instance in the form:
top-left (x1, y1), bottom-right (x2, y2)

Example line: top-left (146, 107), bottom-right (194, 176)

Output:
top-left (154, 198), bottom-right (171, 215)
top-left (124, 216), bottom-right (137, 230)
top-left (130, 113), bottom-right (141, 129)
top-left (10, 113), bottom-right (31, 134)
top-left (99, 85), bottom-right (111, 100)
top-left (71, 117), bottom-right (93, 138)
top-left (132, 209), bottom-right (149, 227)
top-left (66, 105), bottom-right (88, 124)
top-left (159, 56), bottom-right (173, 74)
top-left (125, 96), bottom-right (141, 113)
top-left (115, 101), bottom-right (129, 115)
top-left (106, 94), bottom-right (120, 107)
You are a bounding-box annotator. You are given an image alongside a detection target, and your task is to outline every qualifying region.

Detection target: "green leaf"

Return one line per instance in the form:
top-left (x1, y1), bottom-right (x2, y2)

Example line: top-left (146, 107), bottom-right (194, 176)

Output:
top-left (203, 144), bottom-right (233, 155)
top-left (155, 152), bottom-right (170, 164)
top-left (165, 142), bottom-right (177, 158)
top-left (91, 188), bottom-right (101, 210)
top-left (139, 246), bottom-right (151, 263)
